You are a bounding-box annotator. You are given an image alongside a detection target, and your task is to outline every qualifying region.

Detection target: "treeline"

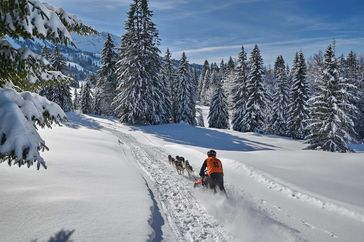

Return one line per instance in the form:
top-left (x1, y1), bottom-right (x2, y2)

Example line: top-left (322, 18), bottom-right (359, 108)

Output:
top-left (44, 0), bottom-right (364, 153)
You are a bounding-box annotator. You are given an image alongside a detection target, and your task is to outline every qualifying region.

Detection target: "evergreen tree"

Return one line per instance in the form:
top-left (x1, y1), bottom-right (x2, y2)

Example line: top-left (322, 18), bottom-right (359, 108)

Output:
top-left (288, 51), bottom-right (310, 139)
top-left (198, 60), bottom-right (210, 101)
top-left (81, 82), bottom-right (93, 114)
top-left (192, 67), bottom-right (199, 101)
top-left (220, 59), bottom-right (227, 78)
top-left (227, 57), bottom-right (235, 73)
top-left (307, 51), bottom-right (324, 94)
top-left (113, 0), bottom-right (165, 124)
top-left (222, 57), bottom-right (236, 109)
top-left (175, 52), bottom-right (195, 125)
top-left (96, 34), bottom-right (117, 116)
top-left (41, 46), bottom-right (51, 60)
top-left (161, 48), bottom-right (175, 121)
top-left (51, 46), bottom-right (67, 71)
top-left (200, 66), bottom-right (212, 105)
top-left (93, 88), bottom-right (102, 115)
top-left (271, 55), bottom-right (290, 135)
top-left (196, 108), bottom-right (205, 127)
top-left (73, 88), bottom-right (79, 110)
top-left (306, 44), bottom-right (357, 152)
top-left (208, 82), bottom-right (229, 129)
top-left (346, 51), bottom-right (362, 138)
top-left (242, 45), bottom-right (267, 132)
top-left (201, 63), bottom-right (221, 105)
top-left (40, 46), bottom-right (73, 111)
top-left (78, 84), bottom-right (84, 109)
top-left (232, 46), bottom-right (249, 132)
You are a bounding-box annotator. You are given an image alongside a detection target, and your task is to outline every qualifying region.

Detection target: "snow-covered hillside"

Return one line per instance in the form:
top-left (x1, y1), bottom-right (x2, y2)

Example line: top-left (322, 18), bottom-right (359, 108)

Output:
top-left (0, 113), bottom-right (363, 242)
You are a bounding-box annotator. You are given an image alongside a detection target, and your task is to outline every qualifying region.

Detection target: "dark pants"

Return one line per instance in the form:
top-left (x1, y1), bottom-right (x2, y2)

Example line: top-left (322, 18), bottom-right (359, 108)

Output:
top-left (208, 173), bottom-right (225, 193)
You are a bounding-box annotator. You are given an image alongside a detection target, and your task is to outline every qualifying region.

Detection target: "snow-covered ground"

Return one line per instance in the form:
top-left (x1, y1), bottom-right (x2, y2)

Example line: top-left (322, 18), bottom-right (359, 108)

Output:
top-left (1, 112), bottom-right (363, 241)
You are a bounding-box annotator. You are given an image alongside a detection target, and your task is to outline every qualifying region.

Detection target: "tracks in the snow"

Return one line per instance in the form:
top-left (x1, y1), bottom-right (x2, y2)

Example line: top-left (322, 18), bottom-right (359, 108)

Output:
top-left (109, 128), bottom-right (233, 241)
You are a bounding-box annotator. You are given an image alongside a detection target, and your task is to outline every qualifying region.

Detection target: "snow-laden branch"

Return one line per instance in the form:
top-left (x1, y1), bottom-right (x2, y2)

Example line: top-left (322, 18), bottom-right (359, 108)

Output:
top-left (0, 39), bottom-right (71, 88)
top-left (0, 88), bottom-right (67, 169)
top-left (0, 0), bottom-right (97, 46)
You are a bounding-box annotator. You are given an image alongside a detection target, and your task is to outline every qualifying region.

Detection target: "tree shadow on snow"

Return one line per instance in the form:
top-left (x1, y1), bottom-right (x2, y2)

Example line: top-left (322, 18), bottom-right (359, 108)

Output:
top-left (64, 112), bottom-right (103, 130)
top-left (132, 124), bottom-right (277, 152)
top-left (30, 229), bottom-right (75, 242)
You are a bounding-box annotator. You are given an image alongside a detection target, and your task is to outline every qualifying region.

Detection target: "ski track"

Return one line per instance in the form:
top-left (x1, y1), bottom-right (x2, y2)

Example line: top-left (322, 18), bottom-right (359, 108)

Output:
top-left (102, 123), bottom-right (308, 242)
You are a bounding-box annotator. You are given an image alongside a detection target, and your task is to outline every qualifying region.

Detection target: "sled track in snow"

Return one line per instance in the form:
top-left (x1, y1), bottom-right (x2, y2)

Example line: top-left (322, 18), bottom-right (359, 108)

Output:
top-left (104, 125), bottom-right (307, 242)
top-left (109, 128), bottom-right (233, 241)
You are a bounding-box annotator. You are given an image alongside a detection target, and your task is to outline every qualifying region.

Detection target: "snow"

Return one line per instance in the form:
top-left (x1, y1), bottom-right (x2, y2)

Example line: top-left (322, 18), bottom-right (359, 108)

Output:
top-left (1, 112), bottom-right (364, 241)
top-left (0, 113), bottom-right (152, 242)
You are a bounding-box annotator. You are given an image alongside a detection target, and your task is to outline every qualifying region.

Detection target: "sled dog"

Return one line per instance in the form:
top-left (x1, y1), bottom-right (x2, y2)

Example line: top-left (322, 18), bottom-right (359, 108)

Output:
top-left (175, 159), bottom-right (185, 175)
top-left (185, 160), bottom-right (194, 177)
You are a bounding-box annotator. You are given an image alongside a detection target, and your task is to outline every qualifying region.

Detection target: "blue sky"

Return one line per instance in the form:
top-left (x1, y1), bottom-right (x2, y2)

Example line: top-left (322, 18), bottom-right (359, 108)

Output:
top-left (47, 0), bottom-right (364, 65)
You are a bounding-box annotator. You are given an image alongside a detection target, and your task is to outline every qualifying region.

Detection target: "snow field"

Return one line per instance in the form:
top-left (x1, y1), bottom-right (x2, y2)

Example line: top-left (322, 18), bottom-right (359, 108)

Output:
top-left (0, 119), bottom-right (152, 242)
top-left (1, 113), bottom-right (364, 242)
top-left (109, 117), bottom-right (364, 242)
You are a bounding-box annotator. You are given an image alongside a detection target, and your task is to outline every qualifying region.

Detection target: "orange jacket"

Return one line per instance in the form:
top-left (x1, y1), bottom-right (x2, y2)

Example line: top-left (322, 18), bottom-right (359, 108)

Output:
top-left (200, 157), bottom-right (224, 176)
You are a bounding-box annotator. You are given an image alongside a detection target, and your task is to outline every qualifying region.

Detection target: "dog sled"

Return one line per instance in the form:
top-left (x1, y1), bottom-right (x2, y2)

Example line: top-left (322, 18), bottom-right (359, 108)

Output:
top-left (193, 171), bottom-right (209, 189)
top-left (193, 171), bottom-right (228, 197)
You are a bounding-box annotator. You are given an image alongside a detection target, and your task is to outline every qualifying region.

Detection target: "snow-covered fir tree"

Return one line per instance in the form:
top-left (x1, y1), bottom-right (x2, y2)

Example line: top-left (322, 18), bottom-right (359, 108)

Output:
top-left (51, 46), bottom-right (66, 71)
top-left (242, 45), bottom-right (267, 132)
top-left (220, 59), bottom-right (227, 78)
top-left (306, 44), bottom-right (357, 152)
top-left (208, 82), bottom-right (229, 129)
top-left (41, 46), bottom-right (51, 60)
top-left (198, 60), bottom-right (210, 101)
top-left (192, 67), bottom-right (200, 103)
top-left (270, 55), bottom-right (290, 136)
top-left (113, 0), bottom-right (166, 124)
top-left (200, 62), bottom-right (221, 105)
top-left (231, 46), bottom-right (249, 132)
top-left (161, 48), bottom-right (174, 122)
top-left (81, 82), bottom-right (93, 114)
top-left (196, 108), bottom-right (205, 127)
top-left (307, 50), bottom-right (324, 94)
top-left (227, 57), bottom-right (235, 73)
top-left (73, 88), bottom-right (79, 110)
top-left (175, 52), bottom-right (196, 125)
top-left (40, 47), bottom-right (73, 112)
top-left (346, 51), bottom-right (362, 138)
top-left (287, 51), bottom-right (310, 139)
top-left (222, 57), bottom-right (236, 109)
top-left (357, 57), bottom-right (364, 139)
top-left (93, 88), bottom-right (102, 115)
top-left (96, 33), bottom-right (117, 116)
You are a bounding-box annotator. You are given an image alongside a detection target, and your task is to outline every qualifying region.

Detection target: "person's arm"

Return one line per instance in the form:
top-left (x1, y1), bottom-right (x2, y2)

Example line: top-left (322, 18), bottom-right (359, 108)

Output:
top-left (199, 160), bottom-right (207, 177)
top-left (219, 159), bottom-right (224, 176)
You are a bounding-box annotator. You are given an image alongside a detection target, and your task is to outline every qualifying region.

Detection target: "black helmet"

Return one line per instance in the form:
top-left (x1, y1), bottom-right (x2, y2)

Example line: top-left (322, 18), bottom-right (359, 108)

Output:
top-left (207, 150), bottom-right (217, 157)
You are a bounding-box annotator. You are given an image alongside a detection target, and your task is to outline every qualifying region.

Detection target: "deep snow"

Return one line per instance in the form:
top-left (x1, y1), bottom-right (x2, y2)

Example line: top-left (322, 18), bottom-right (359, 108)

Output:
top-left (1, 112), bottom-right (363, 242)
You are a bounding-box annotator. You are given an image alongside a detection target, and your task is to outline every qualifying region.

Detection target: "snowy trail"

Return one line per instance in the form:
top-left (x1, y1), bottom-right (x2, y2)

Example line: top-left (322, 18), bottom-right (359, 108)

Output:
top-left (107, 127), bottom-right (233, 241)
top-left (102, 123), bottom-right (306, 242)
